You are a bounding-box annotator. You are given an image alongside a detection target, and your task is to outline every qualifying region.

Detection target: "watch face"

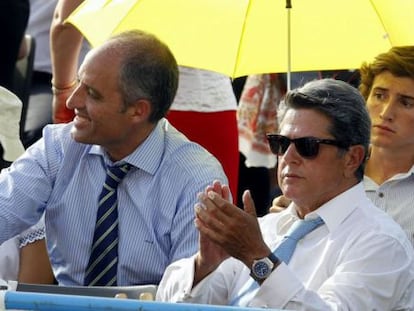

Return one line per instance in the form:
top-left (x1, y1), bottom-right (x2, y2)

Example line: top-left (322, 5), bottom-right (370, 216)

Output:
top-left (253, 261), bottom-right (271, 278)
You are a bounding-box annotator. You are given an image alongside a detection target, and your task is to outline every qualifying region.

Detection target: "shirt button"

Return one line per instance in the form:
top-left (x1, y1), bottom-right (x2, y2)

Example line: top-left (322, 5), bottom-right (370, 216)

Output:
top-left (378, 192), bottom-right (384, 198)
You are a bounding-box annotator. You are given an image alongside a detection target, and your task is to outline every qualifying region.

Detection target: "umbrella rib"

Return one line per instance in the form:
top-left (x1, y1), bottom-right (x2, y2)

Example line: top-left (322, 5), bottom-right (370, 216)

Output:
top-left (368, 0), bottom-right (393, 45)
top-left (232, 0), bottom-right (254, 78)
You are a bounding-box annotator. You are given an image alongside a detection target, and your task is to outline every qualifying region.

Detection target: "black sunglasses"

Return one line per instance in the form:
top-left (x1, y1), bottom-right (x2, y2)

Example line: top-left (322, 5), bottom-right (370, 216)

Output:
top-left (266, 134), bottom-right (348, 159)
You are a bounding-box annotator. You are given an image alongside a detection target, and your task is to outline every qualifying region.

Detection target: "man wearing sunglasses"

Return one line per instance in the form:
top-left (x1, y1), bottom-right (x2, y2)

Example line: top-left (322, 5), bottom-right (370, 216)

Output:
top-left (156, 78), bottom-right (414, 309)
top-left (271, 47), bottom-right (414, 248)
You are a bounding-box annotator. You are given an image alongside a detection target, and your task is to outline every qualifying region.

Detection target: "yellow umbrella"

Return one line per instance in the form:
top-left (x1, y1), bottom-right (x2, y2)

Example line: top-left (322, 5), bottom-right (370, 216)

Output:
top-left (67, 0), bottom-right (414, 83)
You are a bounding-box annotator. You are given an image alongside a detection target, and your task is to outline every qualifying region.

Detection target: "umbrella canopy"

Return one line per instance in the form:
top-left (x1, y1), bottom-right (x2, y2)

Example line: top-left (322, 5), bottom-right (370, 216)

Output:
top-left (67, 0), bottom-right (414, 79)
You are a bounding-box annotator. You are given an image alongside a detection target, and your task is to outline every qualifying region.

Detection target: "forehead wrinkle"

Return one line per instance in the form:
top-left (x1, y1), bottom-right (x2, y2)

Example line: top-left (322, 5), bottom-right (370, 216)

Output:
top-left (280, 109), bottom-right (332, 139)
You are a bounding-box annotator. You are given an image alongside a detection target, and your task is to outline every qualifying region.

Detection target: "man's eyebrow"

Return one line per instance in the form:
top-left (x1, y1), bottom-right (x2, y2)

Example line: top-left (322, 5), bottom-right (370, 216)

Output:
top-left (371, 86), bottom-right (387, 92)
top-left (400, 94), bottom-right (414, 102)
top-left (372, 86), bottom-right (414, 101)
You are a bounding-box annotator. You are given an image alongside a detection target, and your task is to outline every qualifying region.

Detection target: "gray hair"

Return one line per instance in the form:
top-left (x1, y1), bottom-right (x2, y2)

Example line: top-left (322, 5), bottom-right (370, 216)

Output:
top-left (106, 30), bottom-right (179, 123)
top-left (278, 78), bottom-right (371, 181)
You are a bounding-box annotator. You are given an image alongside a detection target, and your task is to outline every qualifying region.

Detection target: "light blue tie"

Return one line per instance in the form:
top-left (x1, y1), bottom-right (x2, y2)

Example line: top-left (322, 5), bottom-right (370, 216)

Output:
top-left (274, 216), bottom-right (324, 264)
top-left (231, 216), bottom-right (324, 306)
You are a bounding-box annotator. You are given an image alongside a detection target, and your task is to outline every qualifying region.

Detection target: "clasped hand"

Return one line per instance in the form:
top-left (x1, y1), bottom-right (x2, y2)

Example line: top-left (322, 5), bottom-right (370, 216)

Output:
top-left (193, 181), bottom-right (271, 284)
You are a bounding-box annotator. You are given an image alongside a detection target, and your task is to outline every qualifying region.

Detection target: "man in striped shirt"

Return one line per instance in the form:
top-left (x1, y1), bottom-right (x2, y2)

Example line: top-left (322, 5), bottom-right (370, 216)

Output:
top-left (0, 30), bottom-right (228, 286)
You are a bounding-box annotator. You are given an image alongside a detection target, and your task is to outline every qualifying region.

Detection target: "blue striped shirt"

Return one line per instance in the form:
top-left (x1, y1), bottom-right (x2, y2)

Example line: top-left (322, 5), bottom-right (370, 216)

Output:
top-left (0, 119), bottom-right (228, 285)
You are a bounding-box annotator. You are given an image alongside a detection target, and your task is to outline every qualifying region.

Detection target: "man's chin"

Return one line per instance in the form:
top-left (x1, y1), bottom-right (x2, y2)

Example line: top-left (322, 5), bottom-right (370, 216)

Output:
top-left (70, 127), bottom-right (91, 144)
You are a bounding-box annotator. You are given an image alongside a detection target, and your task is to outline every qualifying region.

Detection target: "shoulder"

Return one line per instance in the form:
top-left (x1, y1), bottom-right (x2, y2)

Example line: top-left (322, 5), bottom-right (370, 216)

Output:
top-left (166, 133), bottom-right (225, 178)
top-left (344, 199), bottom-right (413, 254)
top-left (163, 123), bottom-right (223, 169)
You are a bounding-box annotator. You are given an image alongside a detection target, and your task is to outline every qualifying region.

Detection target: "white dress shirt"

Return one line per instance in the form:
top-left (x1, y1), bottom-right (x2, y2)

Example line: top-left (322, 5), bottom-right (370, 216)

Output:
top-left (157, 183), bottom-right (414, 310)
top-left (364, 164), bottom-right (414, 246)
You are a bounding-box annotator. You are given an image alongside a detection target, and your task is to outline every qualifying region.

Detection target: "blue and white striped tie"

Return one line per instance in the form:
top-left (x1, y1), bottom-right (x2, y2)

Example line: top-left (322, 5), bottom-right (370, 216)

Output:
top-left (84, 163), bottom-right (131, 286)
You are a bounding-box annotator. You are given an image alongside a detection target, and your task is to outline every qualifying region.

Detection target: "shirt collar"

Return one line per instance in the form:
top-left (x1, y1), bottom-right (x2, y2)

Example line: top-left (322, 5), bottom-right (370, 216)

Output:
top-left (89, 118), bottom-right (169, 175)
top-left (364, 163), bottom-right (414, 188)
top-left (279, 182), bottom-right (366, 234)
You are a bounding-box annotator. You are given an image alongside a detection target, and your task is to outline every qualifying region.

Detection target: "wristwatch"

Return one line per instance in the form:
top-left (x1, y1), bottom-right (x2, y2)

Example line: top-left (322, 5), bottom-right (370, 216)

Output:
top-left (250, 253), bottom-right (280, 282)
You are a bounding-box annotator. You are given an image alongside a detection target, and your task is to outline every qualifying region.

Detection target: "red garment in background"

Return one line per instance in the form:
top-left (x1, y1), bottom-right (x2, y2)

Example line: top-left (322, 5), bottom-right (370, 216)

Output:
top-left (167, 110), bottom-right (239, 201)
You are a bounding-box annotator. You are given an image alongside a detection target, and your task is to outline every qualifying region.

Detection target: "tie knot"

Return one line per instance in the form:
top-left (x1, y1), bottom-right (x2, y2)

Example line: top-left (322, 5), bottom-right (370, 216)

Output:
top-left (106, 163), bottom-right (131, 187)
top-left (286, 216), bottom-right (324, 241)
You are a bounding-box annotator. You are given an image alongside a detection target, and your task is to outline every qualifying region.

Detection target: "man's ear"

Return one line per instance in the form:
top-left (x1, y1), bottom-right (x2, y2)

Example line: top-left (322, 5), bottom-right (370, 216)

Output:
top-left (343, 145), bottom-right (366, 178)
top-left (127, 99), bottom-right (152, 122)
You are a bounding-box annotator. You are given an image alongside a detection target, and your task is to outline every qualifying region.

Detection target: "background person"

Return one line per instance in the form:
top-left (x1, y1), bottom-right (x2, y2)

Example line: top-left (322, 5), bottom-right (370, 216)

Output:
top-left (156, 79), bottom-right (414, 309)
top-left (0, 0), bottom-right (30, 163)
top-left (166, 66), bottom-right (239, 200)
top-left (359, 45), bottom-right (414, 244)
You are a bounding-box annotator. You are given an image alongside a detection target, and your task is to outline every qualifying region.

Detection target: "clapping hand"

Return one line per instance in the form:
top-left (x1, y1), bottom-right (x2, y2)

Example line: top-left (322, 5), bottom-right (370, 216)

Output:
top-left (193, 181), bottom-right (271, 284)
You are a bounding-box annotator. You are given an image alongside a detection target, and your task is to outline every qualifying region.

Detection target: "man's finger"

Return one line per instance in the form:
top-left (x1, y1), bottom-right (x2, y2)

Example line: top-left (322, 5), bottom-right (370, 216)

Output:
top-left (242, 190), bottom-right (257, 217)
top-left (207, 191), bottom-right (228, 208)
top-left (221, 184), bottom-right (231, 202)
top-left (202, 190), bottom-right (240, 218)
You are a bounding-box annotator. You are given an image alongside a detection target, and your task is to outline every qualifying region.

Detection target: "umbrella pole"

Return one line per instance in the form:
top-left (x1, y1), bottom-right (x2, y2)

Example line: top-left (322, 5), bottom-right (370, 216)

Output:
top-left (286, 0), bottom-right (292, 91)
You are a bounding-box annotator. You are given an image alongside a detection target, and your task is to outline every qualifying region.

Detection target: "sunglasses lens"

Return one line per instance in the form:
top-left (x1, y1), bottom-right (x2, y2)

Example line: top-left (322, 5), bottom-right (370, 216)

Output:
top-left (295, 138), bottom-right (319, 158)
top-left (279, 136), bottom-right (291, 154)
top-left (267, 135), bottom-right (322, 158)
top-left (268, 135), bottom-right (291, 155)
